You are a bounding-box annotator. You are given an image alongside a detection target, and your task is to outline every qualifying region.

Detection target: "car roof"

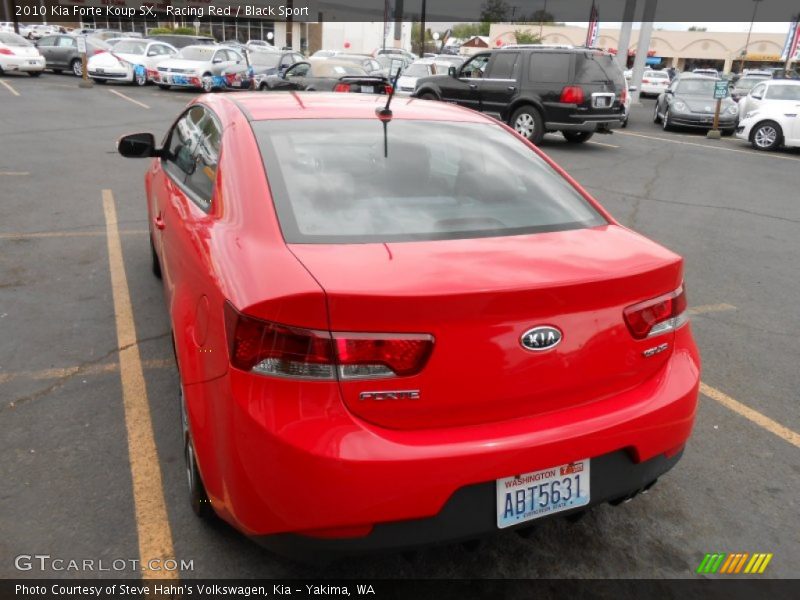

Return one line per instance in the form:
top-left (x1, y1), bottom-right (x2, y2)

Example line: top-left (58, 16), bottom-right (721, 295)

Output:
top-left (227, 92), bottom-right (491, 123)
top-left (763, 79), bottom-right (800, 86)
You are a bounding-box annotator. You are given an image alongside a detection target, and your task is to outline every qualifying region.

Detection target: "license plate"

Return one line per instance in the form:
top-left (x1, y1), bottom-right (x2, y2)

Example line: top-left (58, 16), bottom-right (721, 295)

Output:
top-left (360, 85), bottom-right (374, 93)
top-left (496, 459), bottom-right (590, 529)
top-left (172, 75), bottom-right (188, 85)
top-left (96, 68), bottom-right (104, 74)
top-left (29, 60), bottom-right (38, 65)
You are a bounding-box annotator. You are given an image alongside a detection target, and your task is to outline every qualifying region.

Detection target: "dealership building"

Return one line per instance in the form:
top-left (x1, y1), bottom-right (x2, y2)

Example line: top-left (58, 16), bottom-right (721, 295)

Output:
top-left (490, 24), bottom-right (795, 73)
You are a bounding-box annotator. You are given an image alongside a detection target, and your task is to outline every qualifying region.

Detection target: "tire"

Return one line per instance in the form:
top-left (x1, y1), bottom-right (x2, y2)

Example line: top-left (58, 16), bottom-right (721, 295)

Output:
top-left (419, 92), bottom-right (438, 101)
top-left (150, 235), bottom-right (162, 279)
top-left (259, 82), bottom-right (268, 91)
top-left (0, 66), bottom-right (4, 76)
top-left (562, 131), bottom-right (594, 143)
top-left (201, 73), bottom-right (214, 93)
top-left (662, 109), bottom-right (673, 131)
top-left (93, 78), bottom-right (106, 84)
top-left (52, 69), bottom-right (62, 75)
top-left (750, 121), bottom-right (782, 151)
top-left (510, 105), bottom-right (545, 145)
top-left (28, 71), bottom-right (42, 77)
top-left (653, 103), bottom-right (661, 123)
top-left (621, 115), bottom-right (628, 128)
top-left (181, 385), bottom-right (214, 520)
top-left (157, 84), bottom-right (170, 90)
top-left (70, 58), bottom-right (82, 77)
top-left (134, 69), bottom-right (147, 86)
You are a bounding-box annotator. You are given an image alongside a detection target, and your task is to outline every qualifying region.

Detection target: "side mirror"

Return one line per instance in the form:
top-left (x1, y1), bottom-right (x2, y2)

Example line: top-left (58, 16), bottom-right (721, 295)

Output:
top-left (448, 66), bottom-right (457, 77)
top-left (213, 58), bottom-right (222, 64)
top-left (751, 93), bottom-right (762, 100)
top-left (118, 133), bottom-right (159, 158)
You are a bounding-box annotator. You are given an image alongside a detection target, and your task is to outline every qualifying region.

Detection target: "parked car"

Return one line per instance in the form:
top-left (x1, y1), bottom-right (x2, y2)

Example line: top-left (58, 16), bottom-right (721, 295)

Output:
top-left (653, 74), bottom-right (738, 134)
top-left (621, 84), bottom-right (631, 127)
top-left (262, 58), bottom-right (392, 94)
top-left (374, 47), bottom-right (417, 62)
top-left (0, 22), bottom-right (31, 38)
top-left (116, 91), bottom-right (700, 556)
top-left (639, 69), bottom-right (670, 97)
top-left (395, 59), bottom-right (447, 94)
top-left (730, 74), bottom-right (771, 102)
top-left (154, 45), bottom-right (244, 92)
top-left (35, 34), bottom-right (110, 77)
top-left (414, 47), bottom-right (626, 144)
top-left (88, 38), bottom-right (177, 85)
top-left (311, 49), bottom-right (343, 58)
top-left (325, 53), bottom-right (384, 76)
top-left (374, 53), bottom-right (412, 77)
top-left (246, 40), bottom-right (276, 52)
top-left (146, 34), bottom-right (215, 49)
top-left (735, 87), bottom-right (800, 150)
top-left (93, 29), bottom-right (142, 41)
top-left (692, 68), bottom-right (719, 78)
top-left (737, 79), bottom-right (800, 119)
top-left (221, 49), bottom-right (304, 89)
top-left (0, 31), bottom-right (45, 76)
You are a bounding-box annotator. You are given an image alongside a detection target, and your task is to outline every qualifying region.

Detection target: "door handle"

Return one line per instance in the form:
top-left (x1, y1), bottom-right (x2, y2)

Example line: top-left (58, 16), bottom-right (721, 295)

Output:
top-left (154, 215), bottom-right (165, 230)
top-left (507, 86), bottom-right (516, 92)
top-left (469, 83), bottom-right (478, 90)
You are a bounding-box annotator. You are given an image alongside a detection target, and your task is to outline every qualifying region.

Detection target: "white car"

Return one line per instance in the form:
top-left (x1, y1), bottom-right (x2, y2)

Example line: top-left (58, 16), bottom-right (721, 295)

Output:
top-left (738, 79), bottom-right (800, 119)
top-left (87, 38), bottom-right (177, 85)
top-left (154, 45), bottom-right (244, 92)
top-left (0, 31), bottom-right (45, 76)
top-left (692, 68), bottom-right (719, 78)
top-left (736, 84), bottom-right (800, 151)
top-left (26, 24), bottom-right (59, 40)
top-left (395, 58), bottom-right (448, 94)
top-left (639, 70), bottom-right (670, 96)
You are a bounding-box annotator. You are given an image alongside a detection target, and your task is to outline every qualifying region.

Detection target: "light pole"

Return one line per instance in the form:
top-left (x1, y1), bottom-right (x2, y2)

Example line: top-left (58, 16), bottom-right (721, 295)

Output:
top-left (739, 0), bottom-right (763, 74)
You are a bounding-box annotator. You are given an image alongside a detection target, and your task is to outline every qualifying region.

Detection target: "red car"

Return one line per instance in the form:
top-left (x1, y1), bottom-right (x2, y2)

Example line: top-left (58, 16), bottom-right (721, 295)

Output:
top-left (118, 92), bottom-right (700, 557)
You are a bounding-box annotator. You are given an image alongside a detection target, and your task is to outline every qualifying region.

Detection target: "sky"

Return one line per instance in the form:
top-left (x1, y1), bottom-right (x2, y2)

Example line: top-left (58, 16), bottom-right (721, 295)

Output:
top-left (567, 22), bottom-right (793, 33)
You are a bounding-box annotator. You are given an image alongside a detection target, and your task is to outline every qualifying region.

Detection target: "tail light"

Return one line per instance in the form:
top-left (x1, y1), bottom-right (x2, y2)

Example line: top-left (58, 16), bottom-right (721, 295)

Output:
top-left (224, 302), bottom-right (433, 380)
top-left (384, 85), bottom-right (393, 95)
top-left (560, 85), bottom-right (585, 104)
top-left (624, 285), bottom-right (688, 339)
top-left (0, 48), bottom-right (14, 56)
top-left (642, 78), bottom-right (651, 84)
top-left (93, 50), bottom-right (106, 56)
top-left (333, 82), bottom-right (351, 93)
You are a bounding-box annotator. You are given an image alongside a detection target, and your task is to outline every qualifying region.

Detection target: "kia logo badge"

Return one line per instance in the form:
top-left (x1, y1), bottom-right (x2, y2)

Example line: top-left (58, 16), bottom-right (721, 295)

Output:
top-left (520, 326), bottom-right (562, 351)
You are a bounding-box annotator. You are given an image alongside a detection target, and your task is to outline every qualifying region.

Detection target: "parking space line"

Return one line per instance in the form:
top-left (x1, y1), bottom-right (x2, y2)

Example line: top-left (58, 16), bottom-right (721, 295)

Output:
top-left (0, 229), bottom-right (147, 240)
top-left (700, 382), bottom-right (800, 449)
top-left (0, 358), bottom-right (172, 386)
top-left (586, 140), bottom-right (620, 148)
top-left (616, 130), bottom-right (800, 162)
top-left (688, 303), bottom-right (736, 316)
top-left (0, 79), bottom-right (20, 96)
top-left (0, 171), bottom-right (29, 176)
top-left (102, 189), bottom-right (175, 579)
top-left (108, 89), bottom-right (150, 109)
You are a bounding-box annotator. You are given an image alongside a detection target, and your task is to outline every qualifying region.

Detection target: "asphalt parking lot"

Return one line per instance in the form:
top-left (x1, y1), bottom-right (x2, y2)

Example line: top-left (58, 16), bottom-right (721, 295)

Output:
top-left (1, 72), bottom-right (798, 579)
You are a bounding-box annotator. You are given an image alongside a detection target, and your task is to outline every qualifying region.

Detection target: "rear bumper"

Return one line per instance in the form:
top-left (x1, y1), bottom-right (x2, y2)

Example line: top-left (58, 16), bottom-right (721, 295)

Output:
top-left (1, 57), bottom-right (45, 72)
top-left (185, 326), bottom-right (700, 549)
top-left (256, 448), bottom-right (682, 559)
top-left (548, 116), bottom-right (624, 132)
top-left (88, 69), bottom-right (130, 81)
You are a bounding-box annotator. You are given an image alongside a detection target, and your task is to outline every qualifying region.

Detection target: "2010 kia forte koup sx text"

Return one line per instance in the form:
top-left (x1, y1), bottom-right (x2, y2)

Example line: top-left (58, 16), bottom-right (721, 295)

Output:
top-left (117, 92), bottom-right (700, 558)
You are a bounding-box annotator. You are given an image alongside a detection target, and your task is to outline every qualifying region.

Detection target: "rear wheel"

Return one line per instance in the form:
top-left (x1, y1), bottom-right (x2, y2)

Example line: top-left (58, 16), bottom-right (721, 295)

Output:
top-left (201, 73), bottom-right (214, 93)
top-left (134, 69), bottom-right (147, 86)
top-left (52, 69), bottom-right (62, 74)
top-left (510, 105), bottom-right (544, 145)
top-left (181, 385), bottom-right (214, 520)
top-left (93, 78), bottom-right (106, 84)
top-left (157, 84), bottom-right (170, 90)
top-left (28, 71), bottom-right (42, 77)
top-left (419, 91), bottom-right (438, 101)
top-left (70, 58), bottom-right (82, 77)
top-left (562, 131), bottom-right (594, 144)
top-left (751, 121), bottom-right (782, 151)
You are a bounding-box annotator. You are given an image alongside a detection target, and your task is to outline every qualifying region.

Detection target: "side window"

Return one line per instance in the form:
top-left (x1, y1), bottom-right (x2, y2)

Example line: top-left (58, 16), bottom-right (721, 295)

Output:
top-left (292, 53), bottom-right (304, 64)
top-left (164, 106), bottom-right (205, 183)
top-left (212, 50), bottom-right (224, 63)
top-left (460, 54), bottom-right (490, 79)
top-left (279, 53), bottom-right (293, 68)
top-left (39, 36), bottom-right (55, 46)
top-left (751, 83), bottom-right (766, 98)
top-left (287, 63), bottom-right (309, 78)
top-left (528, 53), bottom-right (571, 84)
top-left (184, 112), bottom-right (221, 211)
top-left (57, 36), bottom-right (77, 48)
top-left (230, 50), bottom-right (243, 62)
top-left (486, 52), bottom-right (519, 80)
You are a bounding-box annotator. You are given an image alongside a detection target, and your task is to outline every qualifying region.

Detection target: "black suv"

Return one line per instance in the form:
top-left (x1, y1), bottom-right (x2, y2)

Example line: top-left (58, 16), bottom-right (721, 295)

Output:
top-left (413, 46), bottom-right (626, 144)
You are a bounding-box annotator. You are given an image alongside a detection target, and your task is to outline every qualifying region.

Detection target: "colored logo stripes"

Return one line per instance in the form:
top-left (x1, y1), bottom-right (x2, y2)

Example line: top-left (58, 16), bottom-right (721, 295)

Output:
top-left (697, 553), bottom-right (773, 574)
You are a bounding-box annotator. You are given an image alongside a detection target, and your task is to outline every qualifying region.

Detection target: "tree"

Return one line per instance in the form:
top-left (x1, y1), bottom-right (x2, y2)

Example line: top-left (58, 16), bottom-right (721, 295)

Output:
top-left (410, 23), bottom-right (436, 55)
top-left (513, 30), bottom-right (542, 45)
top-left (452, 22), bottom-right (490, 39)
top-left (480, 0), bottom-right (511, 22)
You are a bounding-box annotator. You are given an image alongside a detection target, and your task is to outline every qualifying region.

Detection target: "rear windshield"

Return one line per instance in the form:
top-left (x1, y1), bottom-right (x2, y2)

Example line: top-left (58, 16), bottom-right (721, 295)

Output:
top-left (113, 41), bottom-right (146, 55)
top-left (737, 77), bottom-right (768, 90)
top-left (676, 79), bottom-right (716, 95)
top-left (403, 63), bottom-right (431, 77)
top-left (0, 32), bottom-right (30, 46)
top-left (575, 53), bottom-right (625, 85)
top-left (252, 119), bottom-right (606, 243)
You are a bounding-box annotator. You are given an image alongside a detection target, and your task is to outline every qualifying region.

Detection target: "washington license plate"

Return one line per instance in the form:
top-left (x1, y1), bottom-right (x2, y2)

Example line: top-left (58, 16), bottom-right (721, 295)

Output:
top-left (360, 85), bottom-right (374, 93)
top-left (496, 459), bottom-right (590, 528)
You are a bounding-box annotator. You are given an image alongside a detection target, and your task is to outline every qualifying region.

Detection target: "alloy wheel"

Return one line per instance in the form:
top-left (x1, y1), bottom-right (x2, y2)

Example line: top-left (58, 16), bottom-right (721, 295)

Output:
top-left (753, 125), bottom-right (777, 149)
top-left (514, 113), bottom-right (535, 138)
top-left (71, 60), bottom-right (82, 77)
